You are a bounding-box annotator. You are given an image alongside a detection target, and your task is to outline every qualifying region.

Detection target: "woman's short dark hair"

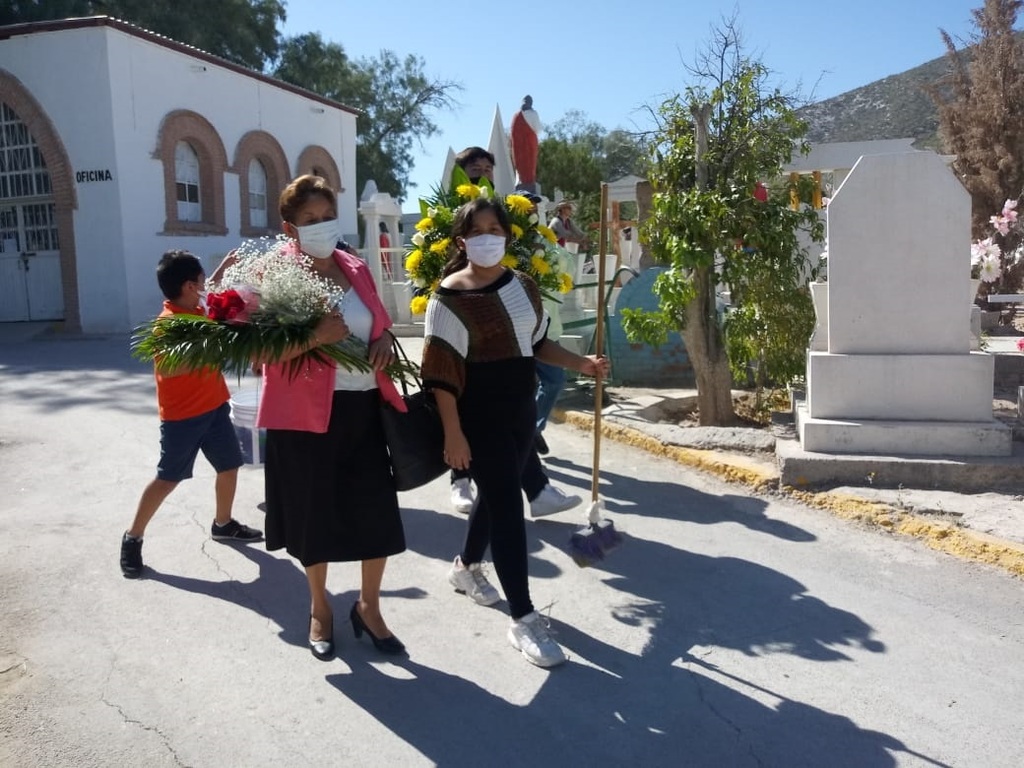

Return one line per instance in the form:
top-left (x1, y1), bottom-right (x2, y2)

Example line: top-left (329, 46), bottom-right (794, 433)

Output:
top-left (279, 174), bottom-right (337, 224)
top-left (156, 250), bottom-right (203, 300)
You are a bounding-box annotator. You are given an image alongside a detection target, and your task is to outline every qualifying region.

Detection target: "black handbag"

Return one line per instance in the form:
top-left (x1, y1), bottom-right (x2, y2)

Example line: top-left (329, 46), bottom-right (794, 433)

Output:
top-left (379, 339), bottom-right (448, 491)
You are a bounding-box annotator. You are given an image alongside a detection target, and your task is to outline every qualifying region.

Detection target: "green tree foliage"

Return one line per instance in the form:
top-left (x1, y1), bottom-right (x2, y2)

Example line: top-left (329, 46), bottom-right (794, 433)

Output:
top-left (0, 0), bottom-right (93, 24)
top-left (536, 110), bottom-right (647, 235)
top-left (0, 0), bottom-right (285, 70)
top-left (927, 0), bottom-right (1024, 293)
top-left (274, 33), bottom-right (460, 201)
top-left (621, 24), bottom-right (823, 425)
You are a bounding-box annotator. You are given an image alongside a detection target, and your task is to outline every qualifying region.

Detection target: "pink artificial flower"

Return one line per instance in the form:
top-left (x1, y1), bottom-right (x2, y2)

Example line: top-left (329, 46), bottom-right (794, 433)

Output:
top-left (1017, 337), bottom-right (1024, 353)
top-left (991, 214), bottom-right (1011, 236)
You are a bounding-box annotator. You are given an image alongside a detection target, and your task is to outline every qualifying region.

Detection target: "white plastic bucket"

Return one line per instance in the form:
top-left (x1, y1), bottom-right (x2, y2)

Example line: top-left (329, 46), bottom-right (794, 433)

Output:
top-left (229, 388), bottom-right (265, 466)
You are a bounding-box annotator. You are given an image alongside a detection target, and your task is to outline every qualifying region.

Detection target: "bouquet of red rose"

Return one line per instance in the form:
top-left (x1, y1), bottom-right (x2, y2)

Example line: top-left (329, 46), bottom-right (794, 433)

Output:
top-left (131, 235), bottom-right (416, 381)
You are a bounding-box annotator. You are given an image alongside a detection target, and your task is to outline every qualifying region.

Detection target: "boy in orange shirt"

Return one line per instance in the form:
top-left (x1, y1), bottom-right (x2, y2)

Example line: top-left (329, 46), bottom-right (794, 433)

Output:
top-left (120, 250), bottom-right (261, 579)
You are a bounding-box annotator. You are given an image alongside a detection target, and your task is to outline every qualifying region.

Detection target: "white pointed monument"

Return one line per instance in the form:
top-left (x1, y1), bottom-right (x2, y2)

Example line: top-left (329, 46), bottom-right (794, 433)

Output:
top-left (489, 106), bottom-right (516, 196)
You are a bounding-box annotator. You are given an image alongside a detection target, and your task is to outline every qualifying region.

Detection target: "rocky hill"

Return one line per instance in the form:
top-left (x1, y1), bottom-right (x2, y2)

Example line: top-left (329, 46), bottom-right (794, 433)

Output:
top-left (799, 50), bottom-right (955, 149)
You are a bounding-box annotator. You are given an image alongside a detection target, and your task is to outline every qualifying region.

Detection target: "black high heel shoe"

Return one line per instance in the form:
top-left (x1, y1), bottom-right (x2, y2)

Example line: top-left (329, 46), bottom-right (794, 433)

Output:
top-left (309, 614), bottom-right (335, 661)
top-left (350, 602), bottom-right (406, 655)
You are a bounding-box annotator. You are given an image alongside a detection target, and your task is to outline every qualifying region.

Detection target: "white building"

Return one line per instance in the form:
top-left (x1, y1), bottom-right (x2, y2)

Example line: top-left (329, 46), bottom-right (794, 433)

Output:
top-left (0, 16), bottom-right (359, 332)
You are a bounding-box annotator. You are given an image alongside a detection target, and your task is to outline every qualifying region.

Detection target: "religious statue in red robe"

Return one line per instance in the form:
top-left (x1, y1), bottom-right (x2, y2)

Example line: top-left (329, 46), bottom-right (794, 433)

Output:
top-left (510, 94), bottom-right (541, 194)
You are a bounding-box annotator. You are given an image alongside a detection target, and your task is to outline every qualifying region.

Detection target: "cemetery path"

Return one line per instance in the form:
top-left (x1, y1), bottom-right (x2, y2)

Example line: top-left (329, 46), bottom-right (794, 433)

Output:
top-left (0, 332), bottom-right (1021, 767)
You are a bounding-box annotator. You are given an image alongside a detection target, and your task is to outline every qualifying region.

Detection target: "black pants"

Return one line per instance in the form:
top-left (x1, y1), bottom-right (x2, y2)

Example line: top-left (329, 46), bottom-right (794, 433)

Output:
top-left (451, 441), bottom-right (546, 501)
top-left (459, 391), bottom-right (537, 619)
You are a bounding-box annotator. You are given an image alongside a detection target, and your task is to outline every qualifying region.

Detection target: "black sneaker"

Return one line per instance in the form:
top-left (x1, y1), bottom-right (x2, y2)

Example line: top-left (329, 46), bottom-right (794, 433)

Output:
top-left (120, 533), bottom-right (143, 579)
top-left (534, 433), bottom-right (550, 455)
top-left (211, 519), bottom-right (263, 542)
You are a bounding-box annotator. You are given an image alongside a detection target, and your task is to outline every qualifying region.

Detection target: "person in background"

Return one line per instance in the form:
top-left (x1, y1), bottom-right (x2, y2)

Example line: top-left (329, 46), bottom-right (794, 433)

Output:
top-left (533, 248), bottom-right (570, 457)
top-left (120, 251), bottom-right (262, 579)
top-left (454, 145), bottom-right (495, 185)
top-left (549, 200), bottom-right (588, 249)
top-left (257, 174), bottom-right (407, 661)
top-left (378, 221), bottom-right (393, 280)
top-left (422, 197), bottom-right (609, 667)
top-left (446, 148), bottom-right (580, 518)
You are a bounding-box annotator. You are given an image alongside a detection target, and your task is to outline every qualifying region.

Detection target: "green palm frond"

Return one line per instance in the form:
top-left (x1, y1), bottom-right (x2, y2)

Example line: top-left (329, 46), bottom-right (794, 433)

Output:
top-left (131, 315), bottom-right (418, 383)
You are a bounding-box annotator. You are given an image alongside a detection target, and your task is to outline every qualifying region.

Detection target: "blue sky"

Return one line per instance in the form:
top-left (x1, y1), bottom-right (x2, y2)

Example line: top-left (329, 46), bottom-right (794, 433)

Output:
top-left (281, 0), bottom-right (984, 205)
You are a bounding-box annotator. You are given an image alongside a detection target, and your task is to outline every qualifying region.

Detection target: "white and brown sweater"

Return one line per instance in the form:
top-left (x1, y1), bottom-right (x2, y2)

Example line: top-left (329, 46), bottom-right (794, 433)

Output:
top-left (421, 269), bottom-right (549, 401)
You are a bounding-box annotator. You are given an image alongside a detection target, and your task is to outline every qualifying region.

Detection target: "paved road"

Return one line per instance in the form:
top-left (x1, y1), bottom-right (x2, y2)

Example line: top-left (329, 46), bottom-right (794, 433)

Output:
top-left (1, 334), bottom-right (1022, 767)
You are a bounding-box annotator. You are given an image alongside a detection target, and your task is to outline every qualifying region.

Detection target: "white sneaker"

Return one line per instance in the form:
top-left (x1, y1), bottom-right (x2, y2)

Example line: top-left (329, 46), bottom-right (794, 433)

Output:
top-left (451, 478), bottom-right (475, 514)
top-left (447, 556), bottom-right (500, 606)
top-left (508, 611), bottom-right (566, 668)
top-left (529, 484), bottom-right (582, 518)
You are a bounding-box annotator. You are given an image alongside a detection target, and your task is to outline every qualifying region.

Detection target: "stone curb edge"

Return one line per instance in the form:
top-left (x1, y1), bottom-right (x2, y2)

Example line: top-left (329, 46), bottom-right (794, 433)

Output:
top-left (555, 407), bottom-right (1024, 578)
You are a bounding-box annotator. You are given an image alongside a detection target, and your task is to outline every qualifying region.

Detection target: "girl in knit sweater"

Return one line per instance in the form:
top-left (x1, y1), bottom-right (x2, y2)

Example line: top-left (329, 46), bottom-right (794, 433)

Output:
top-left (421, 197), bottom-right (609, 667)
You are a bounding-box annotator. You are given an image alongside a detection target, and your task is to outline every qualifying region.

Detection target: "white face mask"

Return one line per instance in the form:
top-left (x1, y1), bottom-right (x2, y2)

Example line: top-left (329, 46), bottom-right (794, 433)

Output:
top-left (463, 234), bottom-right (506, 268)
top-left (295, 219), bottom-right (340, 260)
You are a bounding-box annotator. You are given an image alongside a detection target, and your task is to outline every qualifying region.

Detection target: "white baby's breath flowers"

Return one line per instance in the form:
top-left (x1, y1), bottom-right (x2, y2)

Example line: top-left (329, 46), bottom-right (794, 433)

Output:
top-left (215, 235), bottom-right (343, 324)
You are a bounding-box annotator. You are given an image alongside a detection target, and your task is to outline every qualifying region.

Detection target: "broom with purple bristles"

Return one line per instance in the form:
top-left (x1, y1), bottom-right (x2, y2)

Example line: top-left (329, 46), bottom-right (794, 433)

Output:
top-left (569, 183), bottom-right (624, 568)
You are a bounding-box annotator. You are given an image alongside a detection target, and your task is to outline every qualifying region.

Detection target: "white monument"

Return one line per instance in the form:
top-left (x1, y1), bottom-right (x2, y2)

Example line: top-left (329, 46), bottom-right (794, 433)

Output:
top-left (796, 151), bottom-right (1011, 457)
top-left (357, 186), bottom-right (406, 321)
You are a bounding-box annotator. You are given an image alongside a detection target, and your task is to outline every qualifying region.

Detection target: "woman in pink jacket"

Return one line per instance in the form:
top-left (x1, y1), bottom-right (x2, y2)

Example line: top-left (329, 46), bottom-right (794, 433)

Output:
top-left (257, 174), bottom-right (406, 661)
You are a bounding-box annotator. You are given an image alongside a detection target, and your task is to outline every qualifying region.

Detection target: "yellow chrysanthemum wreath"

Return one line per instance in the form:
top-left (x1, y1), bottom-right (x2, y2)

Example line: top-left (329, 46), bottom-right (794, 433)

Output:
top-left (404, 168), bottom-right (573, 315)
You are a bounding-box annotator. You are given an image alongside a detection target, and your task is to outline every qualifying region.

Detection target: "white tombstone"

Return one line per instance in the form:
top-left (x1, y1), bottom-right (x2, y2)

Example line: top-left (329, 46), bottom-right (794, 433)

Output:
top-left (797, 152), bottom-right (1011, 456)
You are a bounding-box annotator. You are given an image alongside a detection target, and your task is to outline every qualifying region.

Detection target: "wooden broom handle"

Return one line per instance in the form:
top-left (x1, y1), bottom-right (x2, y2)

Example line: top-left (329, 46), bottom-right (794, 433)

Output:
top-left (592, 183), bottom-right (609, 503)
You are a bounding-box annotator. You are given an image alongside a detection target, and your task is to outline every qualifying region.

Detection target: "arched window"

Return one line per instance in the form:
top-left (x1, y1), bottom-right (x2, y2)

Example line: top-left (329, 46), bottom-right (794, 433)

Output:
top-left (156, 110), bottom-right (228, 235)
top-left (247, 158), bottom-right (268, 229)
top-left (175, 142), bottom-right (201, 222)
top-left (296, 145), bottom-right (341, 194)
top-left (233, 130), bottom-right (289, 237)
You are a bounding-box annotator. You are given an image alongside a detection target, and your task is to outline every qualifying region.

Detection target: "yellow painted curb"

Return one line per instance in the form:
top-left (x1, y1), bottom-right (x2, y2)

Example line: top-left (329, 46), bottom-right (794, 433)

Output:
top-left (557, 409), bottom-right (776, 490)
top-left (787, 489), bottom-right (1024, 578)
top-left (555, 407), bottom-right (1024, 577)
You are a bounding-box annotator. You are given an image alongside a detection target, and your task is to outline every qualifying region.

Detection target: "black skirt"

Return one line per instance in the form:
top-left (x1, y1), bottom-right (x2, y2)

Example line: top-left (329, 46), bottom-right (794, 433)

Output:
top-left (264, 389), bottom-right (406, 567)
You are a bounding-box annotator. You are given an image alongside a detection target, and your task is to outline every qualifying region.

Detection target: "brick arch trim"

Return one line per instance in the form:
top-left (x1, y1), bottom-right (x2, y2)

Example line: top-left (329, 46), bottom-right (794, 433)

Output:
top-left (155, 109), bottom-right (228, 235)
top-left (233, 130), bottom-right (290, 237)
top-left (0, 68), bottom-right (80, 329)
top-left (296, 145), bottom-right (342, 194)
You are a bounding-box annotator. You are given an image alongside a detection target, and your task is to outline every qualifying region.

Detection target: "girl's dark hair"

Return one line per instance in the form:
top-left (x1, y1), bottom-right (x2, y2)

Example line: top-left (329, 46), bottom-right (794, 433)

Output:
top-left (441, 198), bottom-right (512, 278)
top-left (156, 250), bottom-right (203, 300)
top-left (279, 174), bottom-right (336, 224)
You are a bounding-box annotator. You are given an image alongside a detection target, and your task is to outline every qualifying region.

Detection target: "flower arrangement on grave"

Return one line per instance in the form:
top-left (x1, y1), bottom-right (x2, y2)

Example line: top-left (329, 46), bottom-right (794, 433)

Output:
top-left (971, 198), bottom-right (1024, 284)
top-left (403, 166), bottom-right (574, 315)
top-left (131, 235), bottom-right (417, 380)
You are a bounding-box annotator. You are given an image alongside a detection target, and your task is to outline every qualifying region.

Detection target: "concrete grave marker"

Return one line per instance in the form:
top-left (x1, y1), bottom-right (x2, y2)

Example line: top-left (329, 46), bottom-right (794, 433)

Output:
top-left (797, 152), bottom-right (1011, 457)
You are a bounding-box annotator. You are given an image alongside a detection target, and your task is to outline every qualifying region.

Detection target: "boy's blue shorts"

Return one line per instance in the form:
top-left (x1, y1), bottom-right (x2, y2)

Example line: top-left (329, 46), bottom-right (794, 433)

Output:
top-left (157, 402), bottom-right (243, 482)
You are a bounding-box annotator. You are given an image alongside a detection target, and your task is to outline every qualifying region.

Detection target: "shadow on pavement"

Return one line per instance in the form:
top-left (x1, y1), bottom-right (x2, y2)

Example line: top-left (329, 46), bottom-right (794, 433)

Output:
top-left (542, 455), bottom-right (816, 543)
top-left (352, 482), bottom-right (949, 765)
top-left (145, 546), bottom-right (428, 650)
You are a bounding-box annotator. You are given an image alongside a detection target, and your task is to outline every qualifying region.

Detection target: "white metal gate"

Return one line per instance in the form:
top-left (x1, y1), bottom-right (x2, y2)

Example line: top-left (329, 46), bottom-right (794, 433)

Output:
top-left (0, 103), bottom-right (63, 322)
